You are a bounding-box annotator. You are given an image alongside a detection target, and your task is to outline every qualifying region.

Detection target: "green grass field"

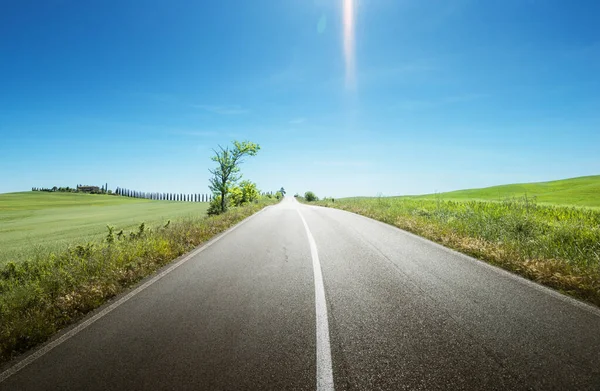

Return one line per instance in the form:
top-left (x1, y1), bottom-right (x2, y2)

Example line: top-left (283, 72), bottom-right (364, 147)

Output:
top-left (0, 192), bottom-right (208, 264)
top-left (414, 175), bottom-right (600, 207)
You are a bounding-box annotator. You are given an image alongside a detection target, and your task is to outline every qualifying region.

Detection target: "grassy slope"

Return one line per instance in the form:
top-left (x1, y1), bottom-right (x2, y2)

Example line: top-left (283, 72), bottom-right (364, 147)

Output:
top-left (414, 175), bottom-right (600, 207)
top-left (0, 192), bottom-right (208, 263)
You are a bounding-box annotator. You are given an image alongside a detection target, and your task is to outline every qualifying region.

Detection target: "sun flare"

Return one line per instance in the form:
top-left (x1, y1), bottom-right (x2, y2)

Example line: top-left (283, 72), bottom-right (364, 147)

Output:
top-left (343, 0), bottom-right (356, 89)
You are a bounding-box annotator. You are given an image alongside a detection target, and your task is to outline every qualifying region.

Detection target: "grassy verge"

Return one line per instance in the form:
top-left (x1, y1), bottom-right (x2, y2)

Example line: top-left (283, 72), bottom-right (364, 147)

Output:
top-left (0, 199), bottom-right (277, 364)
top-left (312, 197), bottom-right (600, 307)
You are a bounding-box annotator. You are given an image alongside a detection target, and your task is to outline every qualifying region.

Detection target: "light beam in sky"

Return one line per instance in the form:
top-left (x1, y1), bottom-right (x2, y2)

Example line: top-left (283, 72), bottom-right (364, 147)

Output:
top-left (342, 0), bottom-right (356, 89)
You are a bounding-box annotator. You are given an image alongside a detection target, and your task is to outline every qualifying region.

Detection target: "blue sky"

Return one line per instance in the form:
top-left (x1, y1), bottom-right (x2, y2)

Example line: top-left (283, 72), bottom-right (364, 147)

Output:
top-left (1, 0), bottom-right (599, 197)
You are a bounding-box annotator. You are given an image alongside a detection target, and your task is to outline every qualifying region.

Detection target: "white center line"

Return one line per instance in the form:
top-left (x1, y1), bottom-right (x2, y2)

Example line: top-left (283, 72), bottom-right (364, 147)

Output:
top-left (297, 208), bottom-right (335, 391)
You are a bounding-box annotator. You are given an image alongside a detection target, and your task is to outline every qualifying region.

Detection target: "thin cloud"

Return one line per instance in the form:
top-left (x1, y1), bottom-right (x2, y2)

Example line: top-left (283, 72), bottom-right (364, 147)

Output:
top-left (170, 130), bottom-right (218, 137)
top-left (289, 117), bottom-right (307, 125)
top-left (443, 93), bottom-right (489, 103)
top-left (359, 62), bottom-right (438, 85)
top-left (314, 160), bottom-right (371, 168)
top-left (192, 105), bottom-right (250, 115)
top-left (395, 93), bottom-right (489, 111)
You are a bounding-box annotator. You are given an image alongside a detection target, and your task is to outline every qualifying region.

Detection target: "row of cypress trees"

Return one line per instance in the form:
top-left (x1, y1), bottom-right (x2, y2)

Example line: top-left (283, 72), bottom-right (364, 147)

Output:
top-left (114, 188), bottom-right (213, 202)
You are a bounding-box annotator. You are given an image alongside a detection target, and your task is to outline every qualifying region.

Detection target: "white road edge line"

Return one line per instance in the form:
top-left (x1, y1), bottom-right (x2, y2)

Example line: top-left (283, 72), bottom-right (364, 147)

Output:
top-left (0, 206), bottom-right (272, 384)
top-left (297, 208), bottom-right (335, 391)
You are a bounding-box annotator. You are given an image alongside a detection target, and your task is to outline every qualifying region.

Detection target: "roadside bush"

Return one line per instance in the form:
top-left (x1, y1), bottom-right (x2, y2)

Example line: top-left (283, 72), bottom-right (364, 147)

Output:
top-left (229, 181), bottom-right (260, 207)
top-left (229, 187), bottom-right (244, 207)
top-left (304, 191), bottom-right (318, 202)
top-left (207, 195), bottom-right (225, 215)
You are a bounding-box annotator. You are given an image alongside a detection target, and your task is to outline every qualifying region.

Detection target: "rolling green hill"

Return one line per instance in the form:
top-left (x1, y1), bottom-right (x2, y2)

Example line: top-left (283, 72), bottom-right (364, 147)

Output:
top-left (0, 192), bottom-right (209, 263)
top-left (416, 175), bottom-right (600, 207)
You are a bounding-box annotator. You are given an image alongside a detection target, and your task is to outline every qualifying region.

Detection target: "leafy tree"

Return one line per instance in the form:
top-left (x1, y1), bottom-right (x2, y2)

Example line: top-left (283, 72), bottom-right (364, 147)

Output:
top-left (280, 187), bottom-right (286, 196)
top-left (208, 140), bottom-right (260, 214)
top-left (275, 191), bottom-right (282, 200)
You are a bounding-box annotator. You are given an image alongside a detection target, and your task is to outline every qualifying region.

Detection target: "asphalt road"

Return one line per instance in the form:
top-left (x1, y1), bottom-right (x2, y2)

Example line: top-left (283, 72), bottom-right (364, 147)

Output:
top-left (1, 196), bottom-right (599, 390)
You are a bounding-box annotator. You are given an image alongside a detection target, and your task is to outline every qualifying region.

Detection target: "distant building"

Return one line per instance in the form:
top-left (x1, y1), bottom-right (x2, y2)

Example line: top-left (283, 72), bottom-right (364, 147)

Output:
top-left (77, 185), bottom-right (100, 193)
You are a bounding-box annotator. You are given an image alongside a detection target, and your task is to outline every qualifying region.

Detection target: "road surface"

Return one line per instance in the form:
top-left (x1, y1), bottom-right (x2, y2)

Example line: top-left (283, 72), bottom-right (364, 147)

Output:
top-left (1, 196), bottom-right (599, 390)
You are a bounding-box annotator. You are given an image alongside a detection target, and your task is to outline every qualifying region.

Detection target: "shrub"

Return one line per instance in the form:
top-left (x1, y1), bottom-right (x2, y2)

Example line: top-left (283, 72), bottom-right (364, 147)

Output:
top-left (229, 181), bottom-right (261, 207)
top-left (207, 195), bottom-right (225, 215)
top-left (229, 186), bottom-right (244, 207)
top-left (304, 191), bottom-right (318, 202)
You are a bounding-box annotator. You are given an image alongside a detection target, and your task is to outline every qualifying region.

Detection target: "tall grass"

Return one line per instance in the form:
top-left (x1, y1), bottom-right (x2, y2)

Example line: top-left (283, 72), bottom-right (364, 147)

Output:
top-left (0, 199), bottom-right (276, 364)
top-left (316, 197), bottom-right (600, 306)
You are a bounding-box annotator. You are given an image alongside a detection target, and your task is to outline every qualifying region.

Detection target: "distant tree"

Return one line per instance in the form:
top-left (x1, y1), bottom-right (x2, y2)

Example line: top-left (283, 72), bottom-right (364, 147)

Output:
top-left (304, 191), bottom-right (318, 202)
top-left (208, 140), bottom-right (260, 214)
top-left (280, 187), bottom-right (286, 196)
